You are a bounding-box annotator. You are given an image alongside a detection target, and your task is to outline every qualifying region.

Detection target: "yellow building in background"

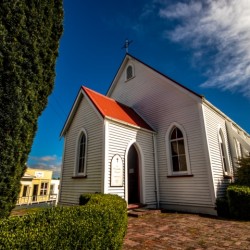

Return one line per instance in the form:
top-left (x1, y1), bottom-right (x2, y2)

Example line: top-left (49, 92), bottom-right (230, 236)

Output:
top-left (17, 168), bottom-right (59, 205)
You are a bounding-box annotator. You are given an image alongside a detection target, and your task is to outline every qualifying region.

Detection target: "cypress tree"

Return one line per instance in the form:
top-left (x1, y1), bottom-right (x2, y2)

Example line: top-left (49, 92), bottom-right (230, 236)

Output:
top-left (0, 0), bottom-right (63, 218)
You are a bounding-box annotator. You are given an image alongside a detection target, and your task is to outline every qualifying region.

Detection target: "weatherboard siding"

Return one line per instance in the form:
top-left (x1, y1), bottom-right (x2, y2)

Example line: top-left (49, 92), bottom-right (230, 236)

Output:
top-left (202, 103), bottom-right (233, 198)
top-left (109, 58), bottom-right (214, 212)
top-left (60, 96), bottom-right (103, 205)
top-left (226, 120), bottom-right (250, 171)
top-left (106, 121), bottom-right (156, 206)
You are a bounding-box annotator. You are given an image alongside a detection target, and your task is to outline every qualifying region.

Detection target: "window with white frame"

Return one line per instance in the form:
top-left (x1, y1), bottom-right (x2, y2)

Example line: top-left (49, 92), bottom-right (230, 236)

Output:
top-left (50, 184), bottom-right (55, 195)
top-left (166, 124), bottom-right (191, 176)
top-left (170, 126), bottom-right (187, 172)
top-left (40, 182), bottom-right (48, 196)
top-left (234, 138), bottom-right (242, 159)
top-left (218, 130), bottom-right (230, 175)
top-left (126, 65), bottom-right (133, 80)
top-left (76, 130), bottom-right (87, 175)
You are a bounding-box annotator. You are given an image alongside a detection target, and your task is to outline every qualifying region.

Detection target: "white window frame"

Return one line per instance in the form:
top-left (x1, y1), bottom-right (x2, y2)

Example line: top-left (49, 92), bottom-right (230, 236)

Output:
top-left (125, 64), bottom-right (134, 81)
top-left (234, 138), bottom-right (242, 159)
top-left (75, 128), bottom-right (88, 176)
top-left (50, 184), bottom-right (55, 195)
top-left (218, 129), bottom-right (230, 175)
top-left (166, 123), bottom-right (191, 176)
top-left (40, 182), bottom-right (48, 196)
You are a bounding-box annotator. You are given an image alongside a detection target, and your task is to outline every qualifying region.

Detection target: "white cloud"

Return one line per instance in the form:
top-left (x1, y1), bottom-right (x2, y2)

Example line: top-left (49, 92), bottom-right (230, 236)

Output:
top-left (30, 155), bottom-right (57, 162)
top-left (28, 155), bottom-right (62, 178)
top-left (156, 0), bottom-right (250, 97)
top-left (159, 1), bottom-right (202, 19)
top-left (140, 3), bottom-right (156, 19)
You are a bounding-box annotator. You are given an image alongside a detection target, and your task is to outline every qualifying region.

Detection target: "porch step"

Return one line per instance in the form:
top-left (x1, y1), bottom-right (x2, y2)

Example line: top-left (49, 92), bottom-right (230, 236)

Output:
top-left (127, 203), bottom-right (146, 210)
top-left (128, 208), bottom-right (161, 218)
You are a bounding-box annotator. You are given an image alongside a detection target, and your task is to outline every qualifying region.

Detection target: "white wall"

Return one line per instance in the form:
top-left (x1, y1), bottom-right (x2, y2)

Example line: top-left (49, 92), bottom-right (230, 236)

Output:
top-left (226, 120), bottom-right (250, 167)
top-left (202, 102), bottom-right (233, 198)
top-left (60, 96), bottom-right (103, 205)
top-left (50, 179), bottom-right (60, 204)
top-left (105, 120), bottom-right (157, 206)
top-left (109, 57), bottom-right (215, 214)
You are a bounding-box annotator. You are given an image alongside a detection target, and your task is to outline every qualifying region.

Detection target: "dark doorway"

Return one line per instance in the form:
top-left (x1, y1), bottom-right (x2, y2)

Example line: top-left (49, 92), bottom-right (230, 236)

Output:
top-left (32, 184), bottom-right (38, 201)
top-left (127, 144), bottom-right (140, 204)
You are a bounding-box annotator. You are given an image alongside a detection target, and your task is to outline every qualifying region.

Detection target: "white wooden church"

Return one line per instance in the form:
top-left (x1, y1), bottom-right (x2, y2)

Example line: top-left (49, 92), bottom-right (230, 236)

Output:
top-left (59, 54), bottom-right (250, 215)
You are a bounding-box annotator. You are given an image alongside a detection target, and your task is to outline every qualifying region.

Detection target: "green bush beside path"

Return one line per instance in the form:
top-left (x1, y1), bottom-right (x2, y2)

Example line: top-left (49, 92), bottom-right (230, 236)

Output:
top-left (0, 194), bottom-right (128, 250)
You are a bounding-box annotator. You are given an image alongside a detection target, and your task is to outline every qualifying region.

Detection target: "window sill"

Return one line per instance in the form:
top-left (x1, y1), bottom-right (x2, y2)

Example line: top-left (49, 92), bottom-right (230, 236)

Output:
top-left (167, 174), bottom-right (194, 178)
top-left (72, 175), bottom-right (87, 179)
top-left (223, 175), bottom-right (233, 179)
top-left (125, 76), bottom-right (135, 82)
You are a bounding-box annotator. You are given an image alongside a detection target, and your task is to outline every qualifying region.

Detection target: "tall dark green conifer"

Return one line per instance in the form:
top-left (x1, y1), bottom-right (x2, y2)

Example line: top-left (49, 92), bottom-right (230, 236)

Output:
top-left (0, 0), bottom-right (63, 218)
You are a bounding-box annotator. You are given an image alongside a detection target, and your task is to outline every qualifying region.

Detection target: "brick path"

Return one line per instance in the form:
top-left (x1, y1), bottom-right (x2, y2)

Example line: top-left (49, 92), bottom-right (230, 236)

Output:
top-left (123, 212), bottom-right (250, 250)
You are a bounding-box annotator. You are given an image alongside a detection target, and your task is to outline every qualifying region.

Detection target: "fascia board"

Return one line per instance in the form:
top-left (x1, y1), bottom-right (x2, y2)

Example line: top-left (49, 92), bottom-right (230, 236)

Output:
top-left (60, 88), bottom-right (104, 137)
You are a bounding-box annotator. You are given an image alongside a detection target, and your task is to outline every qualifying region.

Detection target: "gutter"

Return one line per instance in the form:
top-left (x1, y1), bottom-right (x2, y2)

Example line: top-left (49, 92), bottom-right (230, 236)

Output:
top-left (203, 98), bottom-right (250, 139)
top-left (105, 116), bottom-right (155, 134)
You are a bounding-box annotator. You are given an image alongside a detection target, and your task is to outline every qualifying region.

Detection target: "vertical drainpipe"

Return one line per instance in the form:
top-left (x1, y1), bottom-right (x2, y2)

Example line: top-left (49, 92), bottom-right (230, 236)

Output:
top-left (153, 133), bottom-right (160, 208)
top-left (58, 136), bottom-right (66, 205)
top-left (102, 120), bottom-right (109, 194)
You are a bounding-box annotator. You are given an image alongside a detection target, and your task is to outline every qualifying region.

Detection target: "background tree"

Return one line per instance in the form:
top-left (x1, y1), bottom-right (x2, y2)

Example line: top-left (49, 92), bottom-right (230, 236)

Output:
top-left (235, 156), bottom-right (250, 186)
top-left (0, 0), bottom-right (63, 218)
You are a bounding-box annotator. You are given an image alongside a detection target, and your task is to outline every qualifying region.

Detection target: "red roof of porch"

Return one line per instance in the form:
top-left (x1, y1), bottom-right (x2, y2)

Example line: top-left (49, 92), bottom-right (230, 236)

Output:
top-left (82, 86), bottom-right (153, 131)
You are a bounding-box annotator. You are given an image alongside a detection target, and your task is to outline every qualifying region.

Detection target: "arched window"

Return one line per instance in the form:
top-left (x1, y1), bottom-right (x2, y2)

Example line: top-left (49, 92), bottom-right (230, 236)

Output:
top-left (170, 127), bottom-right (187, 172)
top-left (218, 130), bottom-right (230, 174)
top-left (166, 123), bottom-right (191, 176)
top-left (234, 138), bottom-right (242, 159)
top-left (76, 130), bottom-right (87, 175)
top-left (126, 65), bottom-right (133, 80)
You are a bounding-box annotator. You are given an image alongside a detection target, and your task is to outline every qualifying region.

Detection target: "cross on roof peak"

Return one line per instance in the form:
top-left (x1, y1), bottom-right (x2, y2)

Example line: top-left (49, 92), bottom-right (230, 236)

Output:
top-left (121, 39), bottom-right (133, 53)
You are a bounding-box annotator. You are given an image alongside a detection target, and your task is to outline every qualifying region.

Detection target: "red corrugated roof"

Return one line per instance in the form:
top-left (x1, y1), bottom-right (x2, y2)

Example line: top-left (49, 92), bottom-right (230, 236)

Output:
top-left (82, 86), bottom-right (153, 131)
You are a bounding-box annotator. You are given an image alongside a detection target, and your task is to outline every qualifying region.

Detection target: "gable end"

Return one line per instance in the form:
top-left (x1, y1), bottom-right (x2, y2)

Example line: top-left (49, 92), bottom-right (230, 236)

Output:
top-left (107, 53), bottom-right (203, 101)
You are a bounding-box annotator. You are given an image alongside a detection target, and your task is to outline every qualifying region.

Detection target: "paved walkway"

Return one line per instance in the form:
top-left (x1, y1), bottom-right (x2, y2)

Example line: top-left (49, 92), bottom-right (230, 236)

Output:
top-left (123, 212), bottom-right (250, 250)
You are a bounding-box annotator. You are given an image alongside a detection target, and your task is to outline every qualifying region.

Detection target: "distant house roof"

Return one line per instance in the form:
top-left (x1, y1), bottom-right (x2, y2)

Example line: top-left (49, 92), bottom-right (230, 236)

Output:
top-left (82, 86), bottom-right (154, 131)
top-left (22, 173), bottom-right (35, 180)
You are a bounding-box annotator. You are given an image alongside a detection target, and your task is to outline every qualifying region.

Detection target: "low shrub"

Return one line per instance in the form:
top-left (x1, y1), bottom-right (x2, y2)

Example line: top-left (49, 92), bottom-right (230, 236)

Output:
top-left (79, 193), bottom-right (91, 205)
top-left (227, 185), bottom-right (250, 220)
top-left (215, 197), bottom-right (230, 218)
top-left (79, 193), bottom-right (126, 207)
top-left (0, 194), bottom-right (127, 249)
top-left (79, 193), bottom-right (128, 249)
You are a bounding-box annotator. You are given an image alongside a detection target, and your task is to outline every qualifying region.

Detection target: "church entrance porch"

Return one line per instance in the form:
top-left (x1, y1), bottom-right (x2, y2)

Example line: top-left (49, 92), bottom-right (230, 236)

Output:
top-left (127, 144), bottom-right (140, 204)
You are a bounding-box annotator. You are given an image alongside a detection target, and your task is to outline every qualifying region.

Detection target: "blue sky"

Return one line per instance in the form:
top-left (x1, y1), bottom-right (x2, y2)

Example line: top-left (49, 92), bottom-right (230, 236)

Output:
top-left (27, 0), bottom-right (250, 178)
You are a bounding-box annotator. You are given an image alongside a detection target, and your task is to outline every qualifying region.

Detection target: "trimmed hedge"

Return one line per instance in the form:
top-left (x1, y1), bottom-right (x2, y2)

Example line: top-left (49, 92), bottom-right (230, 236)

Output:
top-left (227, 185), bottom-right (250, 220)
top-left (79, 193), bottom-right (128, 248)
top-left (215, 197), bottom-right (230, 218)
top-left (0, 194), bottom-right (128, 249)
